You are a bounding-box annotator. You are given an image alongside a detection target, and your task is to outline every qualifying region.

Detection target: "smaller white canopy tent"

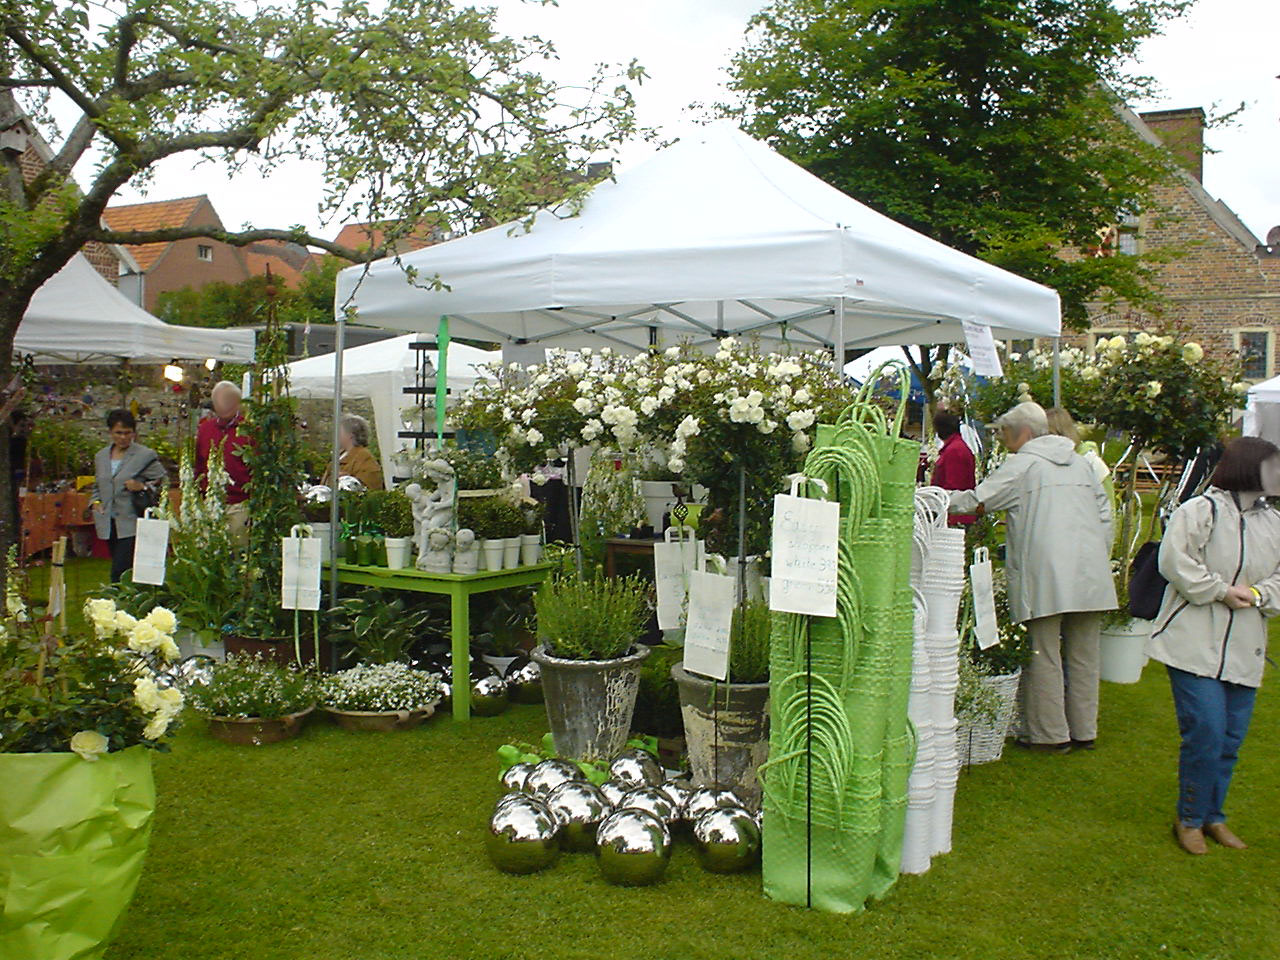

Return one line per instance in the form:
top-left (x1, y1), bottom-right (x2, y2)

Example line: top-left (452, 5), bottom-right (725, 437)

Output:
top-left (1244, 375), bottom-right (1280, 446)
top-left (287, 334), bottom-right (497, 481)
top-left (17, 254), bottom-right (256, 362)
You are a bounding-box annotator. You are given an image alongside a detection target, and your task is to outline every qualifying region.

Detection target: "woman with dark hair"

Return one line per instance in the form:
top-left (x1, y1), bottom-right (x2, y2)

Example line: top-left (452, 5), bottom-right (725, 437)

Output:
top-left (89, 409), bottom-right (168, 582)
top-left (1151, 435), bottom-right (1280, 854)
top-left (931, 410), bottom-right (976, 525)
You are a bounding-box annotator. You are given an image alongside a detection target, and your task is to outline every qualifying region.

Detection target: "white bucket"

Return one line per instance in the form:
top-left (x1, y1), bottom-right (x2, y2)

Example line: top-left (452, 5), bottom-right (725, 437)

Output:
top-left (480, 540), bottom-right (504, 572)
top-left (1100, 619), bottom-right (1151, 684)
top-left (520, 534), bottom-right (542, 565)
top-left (502, 537), bottom-right (522, 569)
top-left (384, 537), bottom-right (412, 570)
top-left (932, 783), bottom-right (957, 856)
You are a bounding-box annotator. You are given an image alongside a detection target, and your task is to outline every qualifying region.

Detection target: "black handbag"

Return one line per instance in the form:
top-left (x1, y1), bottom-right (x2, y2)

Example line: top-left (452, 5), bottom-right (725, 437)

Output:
top-left (1127, 497), bottom-right (1216, 620)
top-left (129, 457), bottom-right (162, 516)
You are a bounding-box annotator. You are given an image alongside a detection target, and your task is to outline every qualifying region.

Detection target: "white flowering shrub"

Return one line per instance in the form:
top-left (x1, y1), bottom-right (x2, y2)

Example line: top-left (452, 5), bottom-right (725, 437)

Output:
top-left (187, 653), bottom-right (318, 720)
top-left (321, 662), bottom-right (443, 712)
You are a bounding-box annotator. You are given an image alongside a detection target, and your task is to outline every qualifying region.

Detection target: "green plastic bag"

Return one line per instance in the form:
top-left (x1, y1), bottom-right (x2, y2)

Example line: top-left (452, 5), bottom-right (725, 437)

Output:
top-left (0, 746), bottom-right (155, 960)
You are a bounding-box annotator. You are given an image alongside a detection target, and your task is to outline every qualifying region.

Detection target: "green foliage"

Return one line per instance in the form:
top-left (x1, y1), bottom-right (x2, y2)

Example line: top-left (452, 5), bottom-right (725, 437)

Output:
top-left (956, 654), bottom-right (1003, 726)
top-left (496, 731), bottom-right (658, 785)
top-left (726, 0), bottom-right (1188, 327)
top-left (29, 417), bottom-right (98, 479)
top-left (186, 653), bottom-right (318, 720)
top-left (534, 573), bottom-right (651, 660)
top-left (632, 644), bottom-right (684, 738)
top-left (356, 489), bottom-right (414, 538)
top-left (240, 297), bottom-right (305, 637)
top-left (457, 496), bottom-right (524, 541)
top-left (961, 571), bottom-right (1032, 676)
top-left (729, 600), bottom-right (771, 684)
top-left (155, 256), bottom-right (346, 329)
top-left (325, 590), bottom-right (443, 665)
top-left (443, 444), bottom-right (504, 490)
top-left (579, 451), bottom-right (648, 565)
top-left (475, 589), bottom-right (535, 657)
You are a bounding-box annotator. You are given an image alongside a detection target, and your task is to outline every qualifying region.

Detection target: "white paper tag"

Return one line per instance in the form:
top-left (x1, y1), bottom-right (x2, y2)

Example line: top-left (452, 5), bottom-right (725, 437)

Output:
top-left (132, 516), bottom-right (170, 585)
top-left (653, 528), bottom-right (703, 631)
top-left (970, 546), bottom-right (998, 650)
top-left (769, 492), bottom-right (839, 617)
top-left (683, 570), bottom-right (736, 681)
top-left (281, 535), bottom-right (322, 611)
top-left (962, 320), bottom-right (1004, 378)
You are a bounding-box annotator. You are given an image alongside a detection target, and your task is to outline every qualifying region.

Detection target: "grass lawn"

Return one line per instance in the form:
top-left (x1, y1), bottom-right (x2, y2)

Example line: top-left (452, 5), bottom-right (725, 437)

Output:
top-left (35, 562), bottom-right (1280, 960)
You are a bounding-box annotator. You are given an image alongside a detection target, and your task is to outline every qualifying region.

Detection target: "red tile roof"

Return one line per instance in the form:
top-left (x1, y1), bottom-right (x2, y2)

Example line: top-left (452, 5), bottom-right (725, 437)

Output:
top-left (102, 196), bottom-right (207, 271)
top-left (332, 222), bottom-right (439, 258)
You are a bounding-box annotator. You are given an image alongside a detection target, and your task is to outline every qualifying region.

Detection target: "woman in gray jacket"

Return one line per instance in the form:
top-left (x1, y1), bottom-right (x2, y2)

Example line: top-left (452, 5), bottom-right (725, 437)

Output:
top-left (89, 409), bottom-right (168, 582)
top-left (1151, 436), bottom-right (1280, 855)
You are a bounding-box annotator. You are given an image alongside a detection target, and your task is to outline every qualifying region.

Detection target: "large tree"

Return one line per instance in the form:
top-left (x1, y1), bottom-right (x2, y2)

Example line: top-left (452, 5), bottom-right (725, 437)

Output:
top-left (0, 0), bottom-right (641, 558)
top-left (725, 0), bottom-right (1189, 394)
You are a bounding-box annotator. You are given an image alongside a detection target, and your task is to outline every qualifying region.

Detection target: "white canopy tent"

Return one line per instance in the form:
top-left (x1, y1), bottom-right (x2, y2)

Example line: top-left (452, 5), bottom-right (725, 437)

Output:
top-left (287, 334), bottom-right (497, 481)
top-left (334, 122), bottom-right (1061, 354)
top-left (1244, 375), bottom-right (1280, 446)
top-left (17, 254), bottom-right (256, 363)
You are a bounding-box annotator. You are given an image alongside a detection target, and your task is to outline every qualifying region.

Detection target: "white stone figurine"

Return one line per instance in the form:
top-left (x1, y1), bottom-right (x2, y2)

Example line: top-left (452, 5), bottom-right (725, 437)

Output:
top-left (403, 482), bottom-right (435, 560)
top-left (452, 528), bottom-right (479, 574)
top-left (419, 527), bottom-right (454, 573)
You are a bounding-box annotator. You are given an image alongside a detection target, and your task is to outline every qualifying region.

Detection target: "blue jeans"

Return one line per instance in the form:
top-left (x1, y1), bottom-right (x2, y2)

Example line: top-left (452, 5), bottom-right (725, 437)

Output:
top-left (1166, 665), bottom-right (1257, 827)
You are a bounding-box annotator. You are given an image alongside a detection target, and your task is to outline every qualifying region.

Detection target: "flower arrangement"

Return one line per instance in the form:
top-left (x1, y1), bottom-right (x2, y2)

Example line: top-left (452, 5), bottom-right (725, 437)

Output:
top-left (321, 662), bottom-right (443, 713)
top-left (1, 587), bottom-right (184, 756)
top-left (186, 653), bottom-right (318, 720)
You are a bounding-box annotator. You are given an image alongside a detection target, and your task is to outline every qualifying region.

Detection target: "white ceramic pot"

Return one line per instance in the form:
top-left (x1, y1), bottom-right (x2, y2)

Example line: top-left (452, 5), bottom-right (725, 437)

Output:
top-left (309, 522), bottom-right (331, 564)
top-left (502, 536), bottom-right (522, 569)
top-left (520, 533), bottom-right (542, 565)
top-left (481, 539), bottom-right (505, 572)
top-left (1100, 618), bottom-right (1151, 684)
top-left (384, 537), bottom-right (413, 570)
top-left (638, 480), bottom-right (676, 531)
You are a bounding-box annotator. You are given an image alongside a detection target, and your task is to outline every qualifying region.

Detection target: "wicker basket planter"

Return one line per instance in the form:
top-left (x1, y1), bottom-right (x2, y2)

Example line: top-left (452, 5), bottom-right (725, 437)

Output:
top-left (957, 670), bottom-right (1021, 766)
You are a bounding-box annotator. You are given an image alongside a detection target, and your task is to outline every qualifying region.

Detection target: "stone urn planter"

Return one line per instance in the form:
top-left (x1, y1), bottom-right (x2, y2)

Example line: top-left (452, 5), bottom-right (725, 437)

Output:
top-left (205, 706), bottom-right (315, 746)
top-left (323, 705), bottom-right (435, 732)
top-left (530, 644), bottom-right (650, 761)
top-left (671, 663), bottom-right (770, 810)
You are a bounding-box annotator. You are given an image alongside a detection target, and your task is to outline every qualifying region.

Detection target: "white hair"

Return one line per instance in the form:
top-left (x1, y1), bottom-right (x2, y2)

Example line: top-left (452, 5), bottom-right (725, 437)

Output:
top-left (211, 380), bottom-right (242, 401)
top-left (995, 401), bottom-right (1049, 438)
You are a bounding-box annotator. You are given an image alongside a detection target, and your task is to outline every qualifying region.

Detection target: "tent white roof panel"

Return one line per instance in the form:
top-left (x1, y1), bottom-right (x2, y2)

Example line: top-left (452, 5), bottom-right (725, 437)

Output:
top-left (17, 254), bottom-right (256, 363)
top-left (335, 123), bottom-right (1061, 351)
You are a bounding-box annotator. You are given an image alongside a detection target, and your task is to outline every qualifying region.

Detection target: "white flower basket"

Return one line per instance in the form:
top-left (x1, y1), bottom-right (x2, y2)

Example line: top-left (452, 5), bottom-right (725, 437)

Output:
top-left (957, 669), bottom-right (1021, 767)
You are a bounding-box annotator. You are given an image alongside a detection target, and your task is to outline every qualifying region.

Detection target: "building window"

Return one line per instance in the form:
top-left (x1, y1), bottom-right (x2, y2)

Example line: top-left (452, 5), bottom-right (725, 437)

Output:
top-left (1235, 329), bottom-right (1274, 381)
top-left (1116, 213), bottom-right (1140, 256)
top-left (196, 244), bottom-right (213, 262)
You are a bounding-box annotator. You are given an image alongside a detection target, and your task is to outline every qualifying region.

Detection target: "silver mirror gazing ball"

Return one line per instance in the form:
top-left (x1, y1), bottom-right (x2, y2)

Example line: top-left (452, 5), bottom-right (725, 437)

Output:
top-left (684, 787), bottom-right (743, 823)
top-left (618, 786), bottom-right (679, 826)
top-left (608, 752), bottom-right (664, 791)
top-left (486, 795), bottom-right (561, 874)
top-left (658, 779), bottom-right (694, 819)
top-left (469, 675), bottom-right (509, 717)
top-left (597, 780), bottom-right (630, 810)
top-left (500, 762), bottom-right (537, 794)
top-left (524, 759), bottom-right (584, 798)
top-left (691, 806), bottom-right (761, 874)
top-left (596, 809), bottom-right (672, 886)
top-left (505, 660), bottom-right (543, 704)
top-left (544, 781), bottom-right (610, 852)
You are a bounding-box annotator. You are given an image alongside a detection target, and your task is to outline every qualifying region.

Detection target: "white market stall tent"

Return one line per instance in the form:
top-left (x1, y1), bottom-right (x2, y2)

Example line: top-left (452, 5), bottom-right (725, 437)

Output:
top-left (1244, 375), bottom-right (1280, 446)
top-left (287, 334), bottom-right (498, 481)
top-left (334, 122), bottom-right (1061, 354)
top-left (17, 254), bottom-right (256, 363)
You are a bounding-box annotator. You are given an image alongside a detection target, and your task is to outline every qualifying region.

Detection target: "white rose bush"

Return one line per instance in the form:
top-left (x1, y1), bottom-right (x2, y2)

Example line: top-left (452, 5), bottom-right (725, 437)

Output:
top-left (452, 340), bottom-right (858, 554)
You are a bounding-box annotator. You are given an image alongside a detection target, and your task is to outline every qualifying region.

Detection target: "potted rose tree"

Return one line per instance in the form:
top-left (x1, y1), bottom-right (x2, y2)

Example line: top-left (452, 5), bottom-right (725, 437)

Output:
top-left (1, 592), bottom-right (184, 960)
top-left (531, 573), bottom-right (652, 760)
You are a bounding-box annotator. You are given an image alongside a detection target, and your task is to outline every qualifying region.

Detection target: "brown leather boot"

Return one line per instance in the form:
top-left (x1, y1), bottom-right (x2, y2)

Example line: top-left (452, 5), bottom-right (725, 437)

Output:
top-left (1173, 822), bottom-right (1208, 855)
top-left (1204, 822), bottom-right (1247, 849)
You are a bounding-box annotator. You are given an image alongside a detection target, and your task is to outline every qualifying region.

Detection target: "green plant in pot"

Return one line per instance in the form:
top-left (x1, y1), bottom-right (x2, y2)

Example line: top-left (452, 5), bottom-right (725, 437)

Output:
top-left (670, 598), bottom-right (772, 808)
top-left (530, 573), bottom-right (652, 761)
top-left (459, 496), bottom-right (525, 570)
top-left (475, 588), bottom-right (535, 666)
top-left (325, 590), bottom-right (443, 665)
top-left (187, 653), bottom-right (319, 745)
top-left (369, 489), bottom-right (415, 569)
top-left (320, 662), bottom-right (444, 731)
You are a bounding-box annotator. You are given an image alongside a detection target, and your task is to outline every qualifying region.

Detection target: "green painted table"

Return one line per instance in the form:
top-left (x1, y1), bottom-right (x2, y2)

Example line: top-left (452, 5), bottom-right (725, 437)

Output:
top-left (326, 561), bottom-right (554, 721)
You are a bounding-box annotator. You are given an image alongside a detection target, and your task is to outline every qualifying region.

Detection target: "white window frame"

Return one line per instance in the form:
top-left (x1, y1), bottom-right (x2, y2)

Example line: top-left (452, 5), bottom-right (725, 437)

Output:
top-left (196, 244), bottom-right (213, 262)
top-left (1233, 328), bottom-right (1275, 382)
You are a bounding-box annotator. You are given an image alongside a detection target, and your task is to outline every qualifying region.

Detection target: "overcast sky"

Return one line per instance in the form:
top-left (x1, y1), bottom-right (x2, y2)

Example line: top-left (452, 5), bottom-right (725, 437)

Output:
top-left (96, 0), bottom-right (1279, 243)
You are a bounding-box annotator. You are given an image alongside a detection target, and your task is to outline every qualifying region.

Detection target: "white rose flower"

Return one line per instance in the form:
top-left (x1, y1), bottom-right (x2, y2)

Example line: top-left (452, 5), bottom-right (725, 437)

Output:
top-left (581, 420), bottom-right (603, 441)
top-left (143, 605), bottom-right (177, 634)
top-left (532, 470), bottom-right (550, 487)
top-left (668, 456), bottom-right (685, 473)
top-left (696, 369), bottom-right (712, 383)
top-left (640, 397), bottom-right (659, 416)
top-left (1145, 380), bottom-right (1163, 398)
top-left (792, 432), bottom-right (811, 453)
top-left (133, 675), bottom-right (163, 712)
top-left (1183, 342), bottom-right (1204, 363)
top-left (786, 410), bottom-right (816, 431)
top-left (572, 397), bottom-right (594, 415)
top-left (158, 636), bottom-right (180, 661)
top-left (671, 437), bottom-right (687, 455)
top-left (758, 419), bottom-right (777, 434)
top-left (521, 408), bottom-right (536, 424)
top-left (675, 415), bottom-right (701, 438)
top-left (657, 386), bottom-right (676, 404)
top-left (793, 388), bottom-right (811, 404)
top-left (70, 730), bottom-right (109, 761)
top-left (114, 611), bottom-right (138, 632)
top-left (526, 428), bottom-right (544, 445)
top-left (143, 714), bottom-right (173, 741)
top-left (665, 346), bottom-right (681, 357)
top-left (566, 361), bottom-right (588, 377)
top-left (1232, 381), bottom-right (1249, 396)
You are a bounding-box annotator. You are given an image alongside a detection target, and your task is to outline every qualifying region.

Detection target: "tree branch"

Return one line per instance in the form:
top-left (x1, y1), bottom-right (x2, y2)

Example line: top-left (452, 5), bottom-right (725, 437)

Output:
top-left (88, 225), bottom-right (375, 262)
top-left (2, 25), bottom-right (102, 123)
top-left (0, 78), bottom-right (59, 88)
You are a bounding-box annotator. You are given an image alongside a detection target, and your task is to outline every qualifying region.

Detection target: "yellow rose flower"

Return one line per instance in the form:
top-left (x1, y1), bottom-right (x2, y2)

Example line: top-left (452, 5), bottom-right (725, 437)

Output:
top-left (128, 621), bottom-right (163, 653)
top-left (144, 606), bottom-right (177, 634)
top-left (142, 715), bottom-right (172, 740)
top-left (70, 730), bottom-right (109, 761)
top-left (133, 675), bottom-right (163, 712)
top-left (1182, 342), bottom-right (1204, 363)
top-left (114, 610), bottom-right (138, 632)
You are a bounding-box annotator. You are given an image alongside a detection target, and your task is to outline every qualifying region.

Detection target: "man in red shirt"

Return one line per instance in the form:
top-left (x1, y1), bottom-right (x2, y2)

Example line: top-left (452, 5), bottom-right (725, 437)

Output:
top-left (931, 410), bottom-right (976, 526)
top-left (196, 380), bottom-right (253, 544)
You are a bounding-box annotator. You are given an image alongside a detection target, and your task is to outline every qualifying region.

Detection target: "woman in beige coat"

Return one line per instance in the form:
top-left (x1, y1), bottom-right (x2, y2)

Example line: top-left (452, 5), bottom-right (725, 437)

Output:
top-left (1151, 436), bottom-right (1280, 854)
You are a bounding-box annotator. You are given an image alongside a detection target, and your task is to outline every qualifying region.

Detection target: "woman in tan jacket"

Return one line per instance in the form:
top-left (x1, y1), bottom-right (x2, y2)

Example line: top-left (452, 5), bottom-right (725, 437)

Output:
top-left (323, 414), bottom-right (384, 491)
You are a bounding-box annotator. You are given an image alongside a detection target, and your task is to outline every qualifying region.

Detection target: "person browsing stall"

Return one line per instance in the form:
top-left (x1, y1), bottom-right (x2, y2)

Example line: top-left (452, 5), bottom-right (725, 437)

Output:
top-left (89, 409), bottom-right (168, 582)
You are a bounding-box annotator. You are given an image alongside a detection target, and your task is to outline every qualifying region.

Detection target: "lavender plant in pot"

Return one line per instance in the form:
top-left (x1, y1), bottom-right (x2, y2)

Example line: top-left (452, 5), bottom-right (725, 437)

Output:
top-left (531, 573), bottom-right (652, 761)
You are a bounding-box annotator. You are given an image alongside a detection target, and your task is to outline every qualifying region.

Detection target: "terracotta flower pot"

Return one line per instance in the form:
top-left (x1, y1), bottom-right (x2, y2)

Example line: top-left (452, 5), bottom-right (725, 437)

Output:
top-left (205, 706), bottom-right (315, 746)
top-left (322, 705), bottom-right (435, 732)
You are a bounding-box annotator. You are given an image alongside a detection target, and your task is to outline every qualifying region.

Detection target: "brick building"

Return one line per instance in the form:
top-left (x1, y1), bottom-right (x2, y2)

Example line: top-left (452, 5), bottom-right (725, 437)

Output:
top-left (1028, 105), bottom-right (1280, 381)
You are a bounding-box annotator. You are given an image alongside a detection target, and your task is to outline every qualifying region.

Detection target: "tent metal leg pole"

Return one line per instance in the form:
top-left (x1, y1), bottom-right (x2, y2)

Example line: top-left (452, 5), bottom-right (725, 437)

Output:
top-left (567, 447), bottom-right (582, 575)
top-left (834, 297), bottom-right (845, 375)
top-left (435, 316), bottom-right (449, 448)
top-left (1053, 337), bottom-right (1062, 408)
top-left (328, 316), bottom-right (345, 611)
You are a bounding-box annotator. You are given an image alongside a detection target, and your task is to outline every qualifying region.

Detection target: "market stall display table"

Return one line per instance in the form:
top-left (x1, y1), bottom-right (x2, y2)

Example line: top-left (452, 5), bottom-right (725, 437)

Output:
top-left (19, 490), bottom-right (93, 559)
top-left (325, 561), bottom-right (554, 721)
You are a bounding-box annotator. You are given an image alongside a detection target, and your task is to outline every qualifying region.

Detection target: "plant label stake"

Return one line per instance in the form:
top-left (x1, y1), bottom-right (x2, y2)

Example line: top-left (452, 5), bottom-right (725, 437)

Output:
top-left (281, 525), bottom-right (322, 611)
top-left (769, 476), bottom-right (838, 618)
top-left (132, 508), bottom-right (170, 586)
top-left (970, 546), bottom-right (998, 650)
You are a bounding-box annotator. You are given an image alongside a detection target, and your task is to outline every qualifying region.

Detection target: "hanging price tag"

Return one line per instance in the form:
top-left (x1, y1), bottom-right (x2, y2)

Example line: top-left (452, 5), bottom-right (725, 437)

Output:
top-left (653, 526), bottom-right (704, 631)
top-left (132, 510), bottom-right (170, 585)
top-left (281, 527), bottom-right (322, 611)
top-left (683, 570), bottom-right (736, 681)
top-left (962, 320), bottom-right (1004, 378)
top-left (769, 480), bottom-right (839, 618)
top-left (970, 546), bottom-right (997, 650)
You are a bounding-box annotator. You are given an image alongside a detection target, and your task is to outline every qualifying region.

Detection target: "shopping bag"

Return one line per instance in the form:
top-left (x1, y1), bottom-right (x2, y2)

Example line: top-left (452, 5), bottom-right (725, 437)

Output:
top-left (281, 526), bottom-right (322, 611)
top-left (653, 526), bottom-right (703, 631)
top-left (131, 510), bottom-right (169, 585)
top-left (970, 546), bottom-right (997, 650)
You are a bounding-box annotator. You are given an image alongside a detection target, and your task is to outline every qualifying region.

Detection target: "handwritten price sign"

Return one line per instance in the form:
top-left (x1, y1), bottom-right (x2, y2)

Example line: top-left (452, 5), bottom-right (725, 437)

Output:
top-left (769, 493), bottom-right (840, 618)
